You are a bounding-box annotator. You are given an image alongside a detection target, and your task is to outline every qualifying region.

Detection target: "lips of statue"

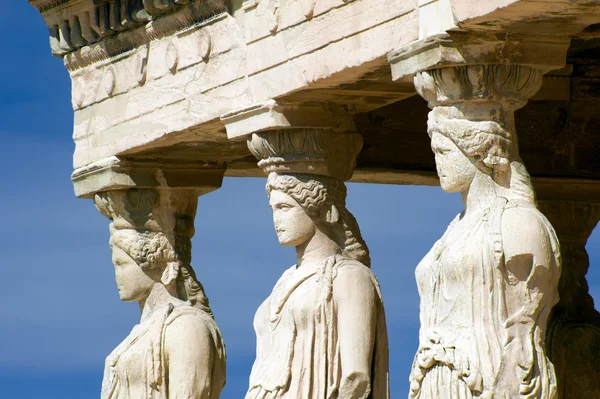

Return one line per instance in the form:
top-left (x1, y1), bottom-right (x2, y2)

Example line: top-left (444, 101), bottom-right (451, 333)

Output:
top-left (111, 246), bottom-right (156, 302)
top-left (269, 190), bottom-right (317, 247)
top-left (430, 132), bottom-right (477, 193)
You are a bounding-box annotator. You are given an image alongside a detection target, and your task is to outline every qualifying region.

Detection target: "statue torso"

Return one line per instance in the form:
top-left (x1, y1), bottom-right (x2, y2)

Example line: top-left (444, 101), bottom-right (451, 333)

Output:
top-left (101, 305), bottom-right (169, 399)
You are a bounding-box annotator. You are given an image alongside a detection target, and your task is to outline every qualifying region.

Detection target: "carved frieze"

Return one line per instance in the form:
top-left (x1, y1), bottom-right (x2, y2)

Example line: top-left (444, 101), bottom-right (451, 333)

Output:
top-left (29, 0), bottom-right (226, 58)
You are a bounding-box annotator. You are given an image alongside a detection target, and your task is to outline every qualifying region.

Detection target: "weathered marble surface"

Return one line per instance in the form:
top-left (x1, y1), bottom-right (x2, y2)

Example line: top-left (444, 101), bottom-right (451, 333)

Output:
top-left (95, 188), bottom-right (226, 399)
top-left (408, 65), bottom-right (562, 398)
top-left (244, 128), bottom-right (389, 399)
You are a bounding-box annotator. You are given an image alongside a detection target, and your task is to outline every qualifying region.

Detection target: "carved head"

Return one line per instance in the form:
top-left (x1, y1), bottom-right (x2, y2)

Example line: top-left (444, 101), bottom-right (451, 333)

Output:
top-left (430, 132), bottom-right (477, 193)
top-left (269, 189), bottom-right (317, 247)
top-left (415, 65), bottom-right (538, 201)
top-left (427, 108), bottom-right (535, 202)
top-left (95, 189), bottom-right (211, 314)
top-left (266, 172), bottom-right (371, 266)
top-left (428, 108), bottom-right (514, 180)
top-left (108, 227), bottom-right (180, 301)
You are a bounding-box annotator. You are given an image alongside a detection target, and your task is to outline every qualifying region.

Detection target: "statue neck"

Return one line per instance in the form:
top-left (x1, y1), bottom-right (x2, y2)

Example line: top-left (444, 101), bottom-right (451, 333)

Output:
top-left (296, 228), bottom-right (341, 268)
top-left (462, 171), bottom-right (499, 216)
top-left (139, 283), bottom-right (176, 322)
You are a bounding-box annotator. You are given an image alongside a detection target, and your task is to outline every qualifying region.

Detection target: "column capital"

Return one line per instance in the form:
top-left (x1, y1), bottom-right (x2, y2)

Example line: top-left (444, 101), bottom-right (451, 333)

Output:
top-left (247, 128), bottom-right (363, 181)
top-left (71, 156), bottom-right (225, 198)
top-left (221, 100), bottom-right (362, 181)
top-left (388, 31), bottom-right (570, 82)
top-left (413, 64), bottom-right (544, 110)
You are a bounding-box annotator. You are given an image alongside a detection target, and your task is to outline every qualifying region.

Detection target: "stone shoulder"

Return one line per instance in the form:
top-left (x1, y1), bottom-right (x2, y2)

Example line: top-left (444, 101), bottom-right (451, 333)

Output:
top-left (164, 306), bottom-right (218, 340)
top-left (335, 257), bottom-right (382, 292)
top-left (501, 202), bottom-right (557, 263)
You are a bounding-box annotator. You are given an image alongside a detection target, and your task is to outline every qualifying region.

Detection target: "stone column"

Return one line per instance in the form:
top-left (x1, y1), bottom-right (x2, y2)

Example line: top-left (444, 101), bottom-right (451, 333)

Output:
top-left (222, 101), bottom-right (390, 398)
top-left (538, 198), bottom-right (600, 399)
top-left (73, 157), bottom-right (227, 399)
top-left (388, 33), bottom-right (571, 398)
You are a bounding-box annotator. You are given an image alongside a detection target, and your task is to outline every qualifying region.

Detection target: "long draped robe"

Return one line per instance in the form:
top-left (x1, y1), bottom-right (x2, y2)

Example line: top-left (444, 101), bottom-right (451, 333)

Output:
top-left (409, 198), bottom-right (560, 399)
top-left (246, 254), bottom-right (389, 399)
top-left (101, 303), bottom-right (226, 399)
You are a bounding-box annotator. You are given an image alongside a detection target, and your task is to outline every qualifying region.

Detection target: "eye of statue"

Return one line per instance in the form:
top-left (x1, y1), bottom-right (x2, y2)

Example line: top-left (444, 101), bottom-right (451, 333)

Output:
top-left (277, 203), bottom-right (292, 211)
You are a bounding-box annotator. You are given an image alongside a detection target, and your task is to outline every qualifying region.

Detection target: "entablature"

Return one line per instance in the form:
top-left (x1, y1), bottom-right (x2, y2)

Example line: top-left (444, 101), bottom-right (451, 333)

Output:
top-left (28, 0), bottom-right (600, 195)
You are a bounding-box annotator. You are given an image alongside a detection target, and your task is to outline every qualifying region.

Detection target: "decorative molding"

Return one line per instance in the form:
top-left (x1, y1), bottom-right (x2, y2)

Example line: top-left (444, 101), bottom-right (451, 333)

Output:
top-left (30, 0), bottom-right (226, 69)
top-left (29, 0), bottom-right (72, 13)
top-left (534, 177), bottom-right (600, 204)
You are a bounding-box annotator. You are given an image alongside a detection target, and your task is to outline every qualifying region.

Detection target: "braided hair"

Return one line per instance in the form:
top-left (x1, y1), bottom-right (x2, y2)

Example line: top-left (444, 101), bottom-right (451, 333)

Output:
top-left (266, 172), bottom-right (371, 267)
top-left (109, 226), bottom-right (213, 316)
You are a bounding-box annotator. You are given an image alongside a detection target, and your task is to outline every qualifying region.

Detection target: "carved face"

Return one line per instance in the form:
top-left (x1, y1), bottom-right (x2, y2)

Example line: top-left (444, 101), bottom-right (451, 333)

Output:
top-left (431, 132), bottom-right (477, 193)
top-left (269, 190), bottom-right (316, 247)
top-left (111, 246), bottom-right (156, 302)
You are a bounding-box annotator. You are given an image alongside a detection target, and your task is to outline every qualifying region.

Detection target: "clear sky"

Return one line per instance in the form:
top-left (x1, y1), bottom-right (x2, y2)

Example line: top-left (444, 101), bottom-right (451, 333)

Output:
top-left (1, 2), bottom-right (599, 399)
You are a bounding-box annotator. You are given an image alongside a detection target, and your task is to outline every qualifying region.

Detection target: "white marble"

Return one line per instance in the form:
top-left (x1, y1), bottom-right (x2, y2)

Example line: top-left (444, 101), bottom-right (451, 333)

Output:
top-left (410, 68), bottom-right (562, 398)
top-left (95, 189), bottom-right (226, 399)
top-left (246, 172), bottom-right (389, 399)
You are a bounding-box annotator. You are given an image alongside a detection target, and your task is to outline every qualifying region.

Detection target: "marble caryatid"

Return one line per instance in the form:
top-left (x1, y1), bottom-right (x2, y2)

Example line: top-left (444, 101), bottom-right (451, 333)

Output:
top-left (245, 129), bottom-right (390, 399)
top-left (95, 188), bottom-right (226, 399)
top-left (409, 66), bottom-right (562, 399)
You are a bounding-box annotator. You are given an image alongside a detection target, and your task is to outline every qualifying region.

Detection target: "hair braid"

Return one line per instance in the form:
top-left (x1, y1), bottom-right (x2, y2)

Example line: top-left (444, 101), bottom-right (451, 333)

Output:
top-left (266, 172), bottom-right (371, 267)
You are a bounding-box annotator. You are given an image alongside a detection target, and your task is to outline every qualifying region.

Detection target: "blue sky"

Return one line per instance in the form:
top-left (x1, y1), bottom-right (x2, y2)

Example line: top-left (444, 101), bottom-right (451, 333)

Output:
top-left (1, 2), bottom-right (599, 399)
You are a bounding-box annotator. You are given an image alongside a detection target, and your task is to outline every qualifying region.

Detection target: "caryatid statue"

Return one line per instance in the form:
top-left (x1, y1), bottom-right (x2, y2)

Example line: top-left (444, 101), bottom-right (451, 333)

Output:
top-left (409, 65), bottom-right (561, 399)
top-left (95, 188), bottom-right (226, 399)
top-left (245, 128), bottom-right (390, 399)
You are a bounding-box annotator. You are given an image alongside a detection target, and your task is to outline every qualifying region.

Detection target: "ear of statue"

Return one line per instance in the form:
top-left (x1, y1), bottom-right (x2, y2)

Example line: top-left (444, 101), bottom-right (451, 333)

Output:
top-left (324, 204), bottom-right (340, 224)
top-left (161, 262), bottom-right (180, 287)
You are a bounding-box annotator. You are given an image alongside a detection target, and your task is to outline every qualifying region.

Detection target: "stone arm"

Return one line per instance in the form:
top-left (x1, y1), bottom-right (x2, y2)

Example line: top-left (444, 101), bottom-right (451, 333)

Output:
top-left (495, 207), bottom-right (559, 394)
top-left (333, 264), bottom-right (378, 399)
top-left (164, 314), bottom-right (222, 399)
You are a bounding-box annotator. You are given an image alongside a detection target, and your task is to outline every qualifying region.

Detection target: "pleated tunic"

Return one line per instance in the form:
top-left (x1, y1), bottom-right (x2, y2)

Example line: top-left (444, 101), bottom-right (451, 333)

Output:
top-left (409, 198), bottom-right (560, 399)
top-left (101, 303), bottom-right (225, 399)
top-left (246, 255), bottom-right (389, 399)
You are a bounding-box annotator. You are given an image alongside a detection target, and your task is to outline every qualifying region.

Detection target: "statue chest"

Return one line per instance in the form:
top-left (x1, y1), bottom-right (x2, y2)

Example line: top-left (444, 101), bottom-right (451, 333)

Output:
top-left (415, 213), bottom-right (489, 331)
top-left (102, 314), bottom-right (164, 399)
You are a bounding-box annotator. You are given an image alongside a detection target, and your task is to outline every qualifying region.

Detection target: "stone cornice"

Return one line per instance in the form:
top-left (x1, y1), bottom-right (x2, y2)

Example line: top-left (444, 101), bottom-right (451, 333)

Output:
top-left (30, 0), bottom-right (227, 67)
top-left (28, 0), bottom-right (73, 12)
